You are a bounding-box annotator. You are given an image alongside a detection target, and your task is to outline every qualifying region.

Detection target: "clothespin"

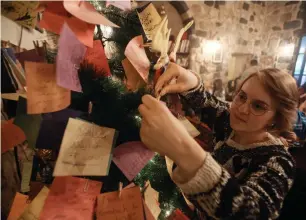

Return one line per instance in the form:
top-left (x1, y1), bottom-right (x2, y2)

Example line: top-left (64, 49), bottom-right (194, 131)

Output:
top-left (33, 40), bottom-right (40, 55)
top-left (83, 179), bottom-right (89, 192)
top-left (118, 182), bottom-right (123, 198)
top-left (141, 181), bottom-right (150, 194)
top-left (141, 43), bottom-right (152, 48)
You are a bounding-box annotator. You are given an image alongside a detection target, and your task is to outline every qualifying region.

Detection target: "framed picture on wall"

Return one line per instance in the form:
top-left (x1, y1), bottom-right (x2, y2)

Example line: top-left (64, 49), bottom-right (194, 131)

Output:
top-left (213, 47), bottom-right (223, 63)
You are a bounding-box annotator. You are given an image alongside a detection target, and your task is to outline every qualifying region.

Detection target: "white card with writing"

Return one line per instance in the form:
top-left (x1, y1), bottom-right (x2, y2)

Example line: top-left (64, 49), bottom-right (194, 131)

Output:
top-left (53, 118), bottom-right (116, 176)
top-left (137, 3), bottom-right (162, 40)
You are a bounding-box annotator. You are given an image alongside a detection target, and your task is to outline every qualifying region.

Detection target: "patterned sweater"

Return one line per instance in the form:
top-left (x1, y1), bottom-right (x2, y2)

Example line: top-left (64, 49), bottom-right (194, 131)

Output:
top-left (173, 79), bottom-right (295, 219)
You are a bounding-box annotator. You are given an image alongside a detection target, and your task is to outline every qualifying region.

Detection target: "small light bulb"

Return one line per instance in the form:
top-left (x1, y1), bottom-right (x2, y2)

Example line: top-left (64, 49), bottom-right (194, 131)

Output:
top-left (165, 210), bottom-right (171, 216)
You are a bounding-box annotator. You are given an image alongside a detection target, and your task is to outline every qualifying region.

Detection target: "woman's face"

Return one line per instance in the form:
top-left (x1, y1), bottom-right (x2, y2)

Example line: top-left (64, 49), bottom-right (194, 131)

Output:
top-left (230, 76), bottom-right (276, 133)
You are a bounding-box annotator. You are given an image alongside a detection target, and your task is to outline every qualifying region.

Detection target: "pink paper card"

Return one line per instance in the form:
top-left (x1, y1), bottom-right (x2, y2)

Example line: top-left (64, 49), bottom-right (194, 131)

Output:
top-left (84, 40), bottom-right (111, 76)
top-left (64, 0), bottom-right (119, 27)
top-left (113, 141), bottom-right (155, 181)
top-left (66, 16), bottom-right (95, 48)
top-left (25, 62), bottom-right (71, 114)
top-left (106, 1), bottom-right (131, 11)
top-left (40, 177), bottom-right (102, 220)
top-left (56, 23), bottom-right (87, 92)
top-left (124, 35), bottom-right (150, 82)
top-left (7, 192), bottom-right (29, 220)
top-left (1, 120), bottom-right (26, 153)
top-left (97, 186), bottom-right (144, 220)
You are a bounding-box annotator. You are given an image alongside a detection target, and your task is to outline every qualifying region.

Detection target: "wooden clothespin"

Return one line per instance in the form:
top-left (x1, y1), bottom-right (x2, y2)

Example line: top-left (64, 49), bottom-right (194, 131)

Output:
top-left (33, 40), bottom-right (39, 53)
top-left (83, 179), bottom-right (89, 192)
top-left (118, 182), bottom-right (123, 198)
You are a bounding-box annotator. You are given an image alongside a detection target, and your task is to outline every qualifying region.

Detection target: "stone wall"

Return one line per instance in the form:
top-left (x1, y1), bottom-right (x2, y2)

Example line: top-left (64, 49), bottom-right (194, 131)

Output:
top-left (186, 1), bottom-right (305, 88)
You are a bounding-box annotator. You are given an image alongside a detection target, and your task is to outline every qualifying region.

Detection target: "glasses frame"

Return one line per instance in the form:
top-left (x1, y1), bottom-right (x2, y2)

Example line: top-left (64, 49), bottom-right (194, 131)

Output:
top-left (232, 93), bottom-right (274, 116)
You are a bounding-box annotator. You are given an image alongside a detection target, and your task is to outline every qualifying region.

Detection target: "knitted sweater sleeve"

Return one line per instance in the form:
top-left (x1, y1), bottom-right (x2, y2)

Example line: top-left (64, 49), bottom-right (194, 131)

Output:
top-left (180, 73), bottom-right (231, 141)
top-left (174, 153), bottom-right (295, 219)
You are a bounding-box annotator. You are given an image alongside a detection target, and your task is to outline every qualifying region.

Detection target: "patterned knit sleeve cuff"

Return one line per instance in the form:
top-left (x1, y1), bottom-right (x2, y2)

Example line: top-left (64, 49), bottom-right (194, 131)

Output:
top-left (174, 154), bottom-right (223, 195)
top-left (181, 70), bottom-right (204, 97)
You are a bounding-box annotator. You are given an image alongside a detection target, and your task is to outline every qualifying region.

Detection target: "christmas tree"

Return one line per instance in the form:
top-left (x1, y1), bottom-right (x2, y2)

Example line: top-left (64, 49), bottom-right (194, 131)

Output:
top-left (2, 1), bottom-right (198, 219)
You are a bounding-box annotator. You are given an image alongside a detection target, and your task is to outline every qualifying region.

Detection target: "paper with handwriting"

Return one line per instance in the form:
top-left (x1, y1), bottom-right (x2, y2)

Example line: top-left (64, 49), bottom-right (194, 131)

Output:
top-left (53, 118), bottom-right (116, 176)
top-left (124, 35), bottom-right (150, 82)
top-left (137, 3), bottom-right (162, 40)
top-left (39, 177), bottom-right (102, 220)
top-left (7, 193), bottom-right (29, 220)
top-left (84, 40), bottom-right (111, 76)
top-left (64, 0), bottom-right (119, 27)
top-left (56, 23), bottom-right (87, 92)
top-left (25, 62), bottom-right (71, 114)
top-left (1, 120), bottom-right (26, 153)
top-left (19, 186), bottom-right (50, 220)
top-left (144, 181), bottom-right (161, 219)
top-left (113, 141), bottom-right (154, 181)
top-left (122, 58), bottom-right (145, 91)
top-left (97, 186), bottom-right (144, 220)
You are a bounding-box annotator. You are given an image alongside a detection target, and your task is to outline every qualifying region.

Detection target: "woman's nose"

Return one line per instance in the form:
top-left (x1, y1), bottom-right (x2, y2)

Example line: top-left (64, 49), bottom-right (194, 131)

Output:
top-left (238, 101), bottom-right (250, 115)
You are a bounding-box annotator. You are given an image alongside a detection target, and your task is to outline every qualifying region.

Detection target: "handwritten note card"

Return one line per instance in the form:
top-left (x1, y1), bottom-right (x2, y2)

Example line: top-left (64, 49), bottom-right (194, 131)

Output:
top-left (122, 58), bottom-right (146, 91)
top-left (137, 3), bottom-right (162, 40)
top-left (84, 40), bottom-right (111, 76)
top-left (113, 141), bottom-right (154, 181)
top-left (7, 193), bottom-right (29, 220)
top-left (25, 62), bottom-right (71, 114)
top-left (97, 186), bottom-right (144, 220)
top-left (39, 177), bottom-right (102, 220)
top-left (19, 186), bottom-right (50, 220)
top-left (64, 0), bottom-right (119, 27)
top-left (144, 181), bottom-right (161, 219)
top-left (1, 120), bottom-right (26, 153)
top-left (56, 23), bottom-right (87, 92)
top-left (2, 1), bottom-right (39, 28)
top-left (124, 35), bottom-right (150, 82)
top-left (53, 118), bottom-right (116, 176)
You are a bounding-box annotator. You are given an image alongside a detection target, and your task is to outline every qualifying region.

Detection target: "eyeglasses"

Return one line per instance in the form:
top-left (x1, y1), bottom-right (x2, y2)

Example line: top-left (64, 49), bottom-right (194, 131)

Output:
top-left (232, 91), bottom-right (273, 116)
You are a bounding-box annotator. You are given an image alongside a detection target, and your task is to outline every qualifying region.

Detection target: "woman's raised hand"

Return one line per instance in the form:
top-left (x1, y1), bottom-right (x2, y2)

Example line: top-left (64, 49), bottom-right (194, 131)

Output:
top-left (155, 62), bottom-right (199, 98)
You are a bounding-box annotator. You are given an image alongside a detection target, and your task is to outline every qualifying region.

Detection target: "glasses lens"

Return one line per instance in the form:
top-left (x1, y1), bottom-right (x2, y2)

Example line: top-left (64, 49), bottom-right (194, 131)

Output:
top-left (233, 92), bottom-right (246, 106)
top-left (250, 101), bottom-right (268, 116)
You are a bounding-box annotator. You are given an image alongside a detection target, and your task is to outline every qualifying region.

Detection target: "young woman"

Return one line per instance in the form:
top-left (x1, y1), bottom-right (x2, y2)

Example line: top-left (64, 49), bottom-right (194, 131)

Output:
top-left (138, 63), bottom-right (299, 219)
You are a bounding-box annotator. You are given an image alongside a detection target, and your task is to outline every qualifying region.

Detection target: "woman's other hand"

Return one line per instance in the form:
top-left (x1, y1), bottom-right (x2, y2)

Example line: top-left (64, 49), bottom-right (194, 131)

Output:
top-left (139, 95), bottom-right (206, 179)
top-left (155, 63), bottom-right (199, 98)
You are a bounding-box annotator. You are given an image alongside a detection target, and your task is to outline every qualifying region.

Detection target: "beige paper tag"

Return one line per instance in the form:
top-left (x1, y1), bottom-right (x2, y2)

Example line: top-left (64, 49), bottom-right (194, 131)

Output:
top-left (53, 118), bottom-right (116, 176)
top-left (144, 181), bottom-right (161, 219)
top-left (179, 117), bottom-right (200, 138)
top-left (19, 186), bottom-right (50, 220)
top-left (137, 3), bottom-right (162, 40)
